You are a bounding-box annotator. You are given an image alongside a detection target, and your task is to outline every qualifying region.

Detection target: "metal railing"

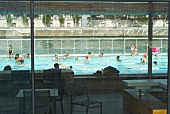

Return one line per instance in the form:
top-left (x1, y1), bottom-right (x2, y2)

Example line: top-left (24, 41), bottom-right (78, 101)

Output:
top-left (0, 37), bottom-right (168, 56)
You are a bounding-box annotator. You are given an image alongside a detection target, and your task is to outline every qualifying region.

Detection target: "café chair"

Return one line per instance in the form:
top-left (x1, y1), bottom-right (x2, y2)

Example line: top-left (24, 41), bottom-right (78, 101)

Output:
top-left (68, 80), bottom-right (102, 114)
top-left (43, 69), bottom-right (64, 114)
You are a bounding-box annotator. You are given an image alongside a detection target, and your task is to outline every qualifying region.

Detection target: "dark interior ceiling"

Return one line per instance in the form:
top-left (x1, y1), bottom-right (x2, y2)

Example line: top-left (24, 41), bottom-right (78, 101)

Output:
top-left (0, 1), bottom-right (168, 15)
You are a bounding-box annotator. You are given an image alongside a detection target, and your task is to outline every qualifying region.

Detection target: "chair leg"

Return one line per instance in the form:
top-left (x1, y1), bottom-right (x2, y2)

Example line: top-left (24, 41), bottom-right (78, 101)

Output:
top-left (70, 104), bottom-right (73, 114)
top-left (60, 100), bottom-right (64, 114)
top-left (86, 106), bottom-right (88, 114)
top-left (100, 103), bottom-right (102, 114)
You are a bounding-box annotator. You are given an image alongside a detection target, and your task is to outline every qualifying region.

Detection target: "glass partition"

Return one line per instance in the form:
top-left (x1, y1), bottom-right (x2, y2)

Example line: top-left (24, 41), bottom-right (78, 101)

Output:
top-left (0, 1), bottom-right (168, 114)
top-left (0, 1), bottom-right (31, 114)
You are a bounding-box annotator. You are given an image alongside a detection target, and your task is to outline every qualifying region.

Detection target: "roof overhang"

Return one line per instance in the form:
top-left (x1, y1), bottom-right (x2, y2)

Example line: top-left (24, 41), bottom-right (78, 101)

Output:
top-left (0, 1), bottom-right (168, 15)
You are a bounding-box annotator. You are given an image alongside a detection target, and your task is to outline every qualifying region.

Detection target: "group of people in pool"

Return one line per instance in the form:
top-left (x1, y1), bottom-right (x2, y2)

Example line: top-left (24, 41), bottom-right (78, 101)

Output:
top-left (52, 51), bottom-right (104, 63)
top-left (52, 50), bottom-right (158, 66)
top-left (130, 43), bottom-right (160, 65)
top-left (7, 45), bottom-right (31, 66)
top-left (14, 53), bottom-right (30, 66)
top-left (140, 53), bottom-right (159, 65)
top-left (7, 44), bottom-right (160, 68)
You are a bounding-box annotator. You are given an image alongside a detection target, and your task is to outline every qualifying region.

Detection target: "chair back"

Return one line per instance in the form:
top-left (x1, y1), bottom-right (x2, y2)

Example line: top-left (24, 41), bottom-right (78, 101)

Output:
top-left (43, 69), bottom-right (64, 97)
top-left (69, 80), bottom-right (89, 102)
top-left (11, 70), bottom-right (30, 81)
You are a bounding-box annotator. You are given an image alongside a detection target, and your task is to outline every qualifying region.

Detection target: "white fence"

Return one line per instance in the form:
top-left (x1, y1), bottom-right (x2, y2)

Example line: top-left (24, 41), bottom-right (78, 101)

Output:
top-left (0, 37), bottom-right (168, 56)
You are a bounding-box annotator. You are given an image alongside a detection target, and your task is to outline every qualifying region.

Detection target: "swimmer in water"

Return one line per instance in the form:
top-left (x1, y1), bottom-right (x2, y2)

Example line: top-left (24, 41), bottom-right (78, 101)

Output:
top-left (53, 63), bottom-right (72, 69)
top-left (116, 56), bottom-right (121, 61)
top-left (85, 56), bottom-right (89, 63)
top-left (19, 59), bottom-right (26, 66)
top-left (98, 53), bottom-right (103, 57)
top-left (53, 54), bottom-right (59, 61)
top-left (153, 61), bottom-right (157, 65)
top-left (63, 52), bottom-right (71, 59)
top-left (59, 64), bottom-right (73, 69)
top-left (140, 53), bottom-right (148, 64)
top-left (75, 56), bottom-right (78, 60)
top-left (154, 54), bottom-right (159, 58)
top-left (14, 54), bottom-right (22, 62)
top-left (26, 54), bottom-right (30, 58)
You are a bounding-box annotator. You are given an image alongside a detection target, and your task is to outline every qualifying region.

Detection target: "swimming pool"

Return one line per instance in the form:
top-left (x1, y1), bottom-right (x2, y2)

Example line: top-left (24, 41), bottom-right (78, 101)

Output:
top-left (0, 55), bottom-right (168, 75)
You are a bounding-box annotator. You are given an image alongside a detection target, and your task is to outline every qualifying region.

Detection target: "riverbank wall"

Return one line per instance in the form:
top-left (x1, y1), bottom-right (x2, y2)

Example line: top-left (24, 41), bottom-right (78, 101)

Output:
top-left (0, 27), bottom-right (168, 38)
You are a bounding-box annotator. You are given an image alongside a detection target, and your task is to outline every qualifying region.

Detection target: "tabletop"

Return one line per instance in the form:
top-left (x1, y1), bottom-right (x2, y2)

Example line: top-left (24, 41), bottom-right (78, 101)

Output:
top-left (122, 79), bottom-right (167, 89)
top-left (16, 89), bottom-right (58, 98)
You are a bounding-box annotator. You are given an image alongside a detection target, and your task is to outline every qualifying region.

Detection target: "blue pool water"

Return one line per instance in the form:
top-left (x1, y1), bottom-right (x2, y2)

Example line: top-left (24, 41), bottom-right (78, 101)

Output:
top-left (0, 55), bottom-right (168, 75)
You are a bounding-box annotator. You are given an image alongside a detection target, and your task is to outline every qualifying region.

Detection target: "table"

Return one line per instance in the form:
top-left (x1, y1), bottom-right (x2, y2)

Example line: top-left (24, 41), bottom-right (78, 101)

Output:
top-left (123, 89), bottom-right (167, 114)
top-left (16, 89), bottom-right (58, 114)
top-left (122, 79), bottom-right (167, 95)
top-left (122, 79), bottom-right (167, 89)
top-left (123, 79), bottom-right (167, 114)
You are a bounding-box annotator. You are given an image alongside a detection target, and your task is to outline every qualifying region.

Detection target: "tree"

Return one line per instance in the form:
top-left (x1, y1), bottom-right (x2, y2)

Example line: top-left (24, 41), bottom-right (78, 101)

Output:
top-left (6, 14), bottom-right (12, 27)
top-left (42, 15), bottom-right (53, 27)
top-left (72, 15), bottom-right (80, 27)
top-left (59, 15), bottom-right (65, 27)
top-left (137, 15), bottom-right (148, 25)
top-left (22, 14), bottom-right (29, 27)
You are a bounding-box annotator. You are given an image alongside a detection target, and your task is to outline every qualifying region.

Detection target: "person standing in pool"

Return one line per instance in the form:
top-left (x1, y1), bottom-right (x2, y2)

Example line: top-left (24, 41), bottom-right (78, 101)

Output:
top-left (88, 52), bottom-right (94, 58)
top-left (140, 53), bottom-right (148, 64)
top-left (8, 45), bottom-right (14, 58)
top-left (131, 44), bottom-right (138, 56)
top-left (85, 56), bottom-right (89, 63)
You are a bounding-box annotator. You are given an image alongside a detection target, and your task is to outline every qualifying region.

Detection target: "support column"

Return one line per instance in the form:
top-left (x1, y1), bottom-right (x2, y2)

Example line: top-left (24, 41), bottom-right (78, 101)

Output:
top-left (81, 15), bottom-right (88, 27)
top-left (167, 2), bottom-right (170, 114)
top-left (30, 1), bottom-right (35, 114)
top-left (148, 2), bottom-right (153, 79)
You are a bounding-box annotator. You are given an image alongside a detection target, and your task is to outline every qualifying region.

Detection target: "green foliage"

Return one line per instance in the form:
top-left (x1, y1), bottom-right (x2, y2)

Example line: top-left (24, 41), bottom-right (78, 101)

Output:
top-left (6, 14), bottom-right (12, 26)
top-left (42, 15), bottom-right (53, 27)
top-left (114, 15), bottom-right (121, 19)
top-left (22, 14), bottom-right (29, 27)
top-left (137, 15), bottom-right (148, 22)
top-left (72, 15), bottom-right (80, 26)
top-left (59, 15), bottom-right (65, 26)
